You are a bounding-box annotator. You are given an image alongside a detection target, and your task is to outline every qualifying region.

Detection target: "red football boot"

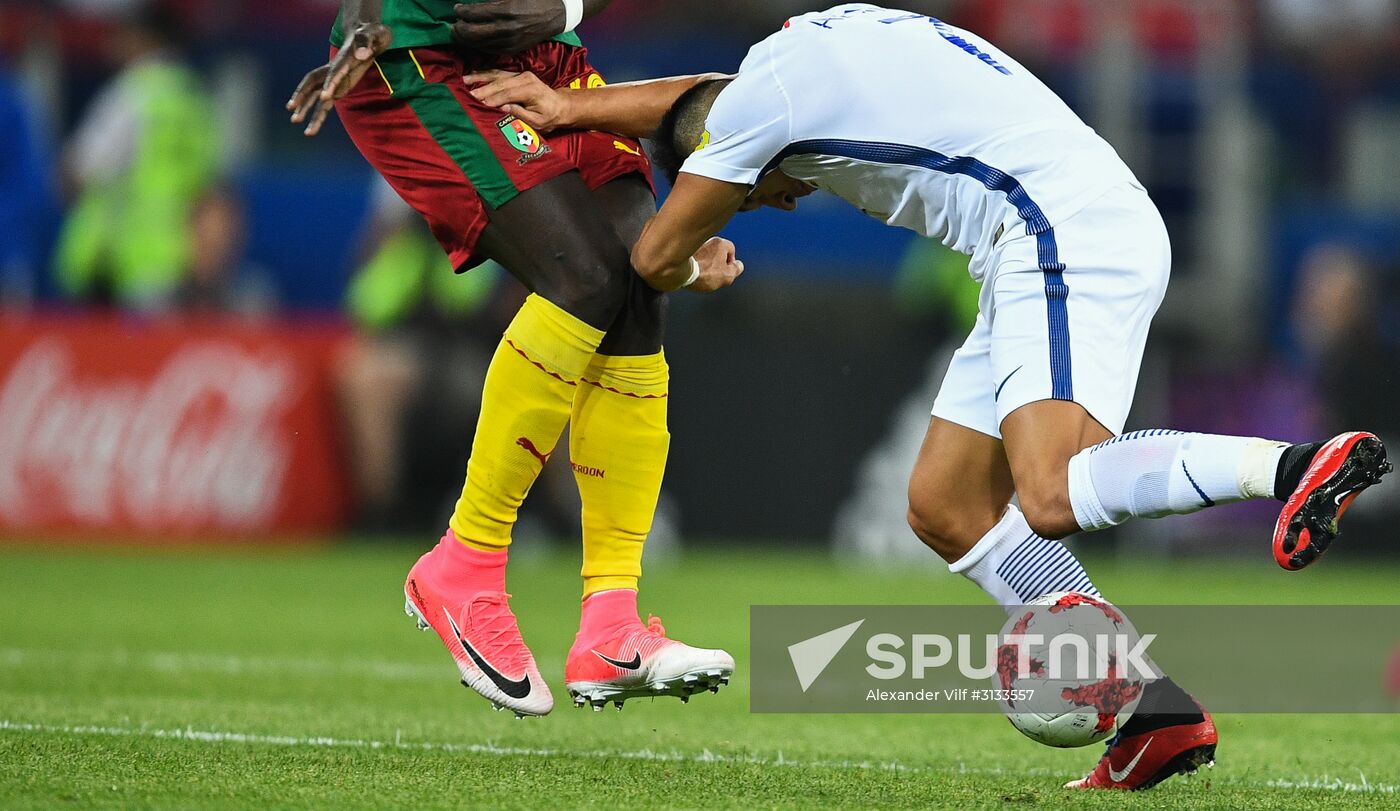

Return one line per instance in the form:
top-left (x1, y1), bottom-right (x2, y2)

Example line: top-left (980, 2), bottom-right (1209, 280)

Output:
top-left (1273, 432), bottom-right (1390, 571)
top-left (1067, 677), bottom-right (1217, 791)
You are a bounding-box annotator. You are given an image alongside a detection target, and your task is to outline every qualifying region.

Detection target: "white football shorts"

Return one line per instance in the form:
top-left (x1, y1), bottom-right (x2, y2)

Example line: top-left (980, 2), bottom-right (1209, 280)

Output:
top-left (931, 181), bottom-right (1171, 438)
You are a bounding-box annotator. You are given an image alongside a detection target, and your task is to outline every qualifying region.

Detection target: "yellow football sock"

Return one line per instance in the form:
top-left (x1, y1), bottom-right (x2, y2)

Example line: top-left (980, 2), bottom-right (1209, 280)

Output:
top-left (449, 294), bottom-right (605, 552)
top-left (571, 351), bottom-right (671, 595)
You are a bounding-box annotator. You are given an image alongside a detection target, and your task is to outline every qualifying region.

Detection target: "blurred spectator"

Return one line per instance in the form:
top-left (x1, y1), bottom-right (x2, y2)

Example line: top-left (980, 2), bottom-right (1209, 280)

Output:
top-left (52, 3), bottom-right (219, 310)
top-left (171, 185), bottom-right (277, 315)
top-left (1290, 244), bottom-right (1400, 432)
top-left (1288, 243), bottom-right (1400, 548)
top-left (0, 60), bottom-right (56, 308)
top-left (336, 181), bottom-right (509, 533)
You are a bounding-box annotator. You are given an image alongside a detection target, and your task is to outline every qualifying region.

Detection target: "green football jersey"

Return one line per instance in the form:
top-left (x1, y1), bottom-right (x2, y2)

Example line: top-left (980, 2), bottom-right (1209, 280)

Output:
top-left (331, 1), bottom-right (581, 51)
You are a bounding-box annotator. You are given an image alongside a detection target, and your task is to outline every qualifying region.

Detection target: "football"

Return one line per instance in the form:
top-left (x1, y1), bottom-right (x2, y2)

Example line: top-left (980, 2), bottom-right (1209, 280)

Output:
top-left (994, 592), bottom-right (1149, 748)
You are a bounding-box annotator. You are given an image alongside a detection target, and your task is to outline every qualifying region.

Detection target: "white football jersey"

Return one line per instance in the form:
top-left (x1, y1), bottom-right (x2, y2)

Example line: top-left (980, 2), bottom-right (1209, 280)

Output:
top-left (681, 4), bottom-right (1141, 281)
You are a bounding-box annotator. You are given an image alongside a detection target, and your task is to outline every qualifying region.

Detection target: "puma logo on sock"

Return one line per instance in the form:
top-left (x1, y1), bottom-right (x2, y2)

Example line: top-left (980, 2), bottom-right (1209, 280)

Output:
top-left (516, 437), bottom-right (551, 466)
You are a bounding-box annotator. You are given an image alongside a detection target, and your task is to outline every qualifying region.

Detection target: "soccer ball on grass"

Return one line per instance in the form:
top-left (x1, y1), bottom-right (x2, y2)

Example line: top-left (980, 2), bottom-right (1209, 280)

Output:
top-left (994, 591), bottom-right (1149, 748)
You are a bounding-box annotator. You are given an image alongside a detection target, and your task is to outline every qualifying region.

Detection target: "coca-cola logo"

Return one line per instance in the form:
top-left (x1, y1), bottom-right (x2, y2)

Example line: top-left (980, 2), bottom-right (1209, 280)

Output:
top-left (0, 339), bottom-right (298, 531)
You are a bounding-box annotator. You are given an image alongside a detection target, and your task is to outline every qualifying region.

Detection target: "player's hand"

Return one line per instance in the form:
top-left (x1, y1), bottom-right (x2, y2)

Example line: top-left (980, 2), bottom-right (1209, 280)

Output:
top-left (452, 0), bottom-right (564, 55)
top-left (687, 237), bottom-right (744, 293)
top-left (286, 23), bottom-right (393, 137)
top-left (465, 69), bottom-right (570, 131)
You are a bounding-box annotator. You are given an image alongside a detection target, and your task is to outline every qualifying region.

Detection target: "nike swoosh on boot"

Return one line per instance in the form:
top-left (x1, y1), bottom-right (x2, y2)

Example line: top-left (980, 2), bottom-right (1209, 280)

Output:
top-left (1108, 737), bottom-right (1153, 783)
top-left (448, 613), bottom-right (533, 699)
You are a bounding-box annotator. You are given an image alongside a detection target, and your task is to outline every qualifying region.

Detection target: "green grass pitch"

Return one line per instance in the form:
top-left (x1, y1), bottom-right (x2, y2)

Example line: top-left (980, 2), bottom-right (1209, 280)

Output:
top-left (1, 543), bottom-right (1397, 809)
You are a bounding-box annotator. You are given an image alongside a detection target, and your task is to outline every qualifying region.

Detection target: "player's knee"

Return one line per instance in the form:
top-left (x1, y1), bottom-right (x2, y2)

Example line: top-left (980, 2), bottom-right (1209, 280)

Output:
top-left (1016, 485), bottom-right (1078, 540)
top-left (552, 254), bottom-right (631, 325)
top-left (515, 232), bottom-right (632, 329)
top-left (598, 284), bottom-right (667, 356)
top-left (906, 501), bottom-right (948, 558)
top-left (907, 496), bottom-right (977, 564)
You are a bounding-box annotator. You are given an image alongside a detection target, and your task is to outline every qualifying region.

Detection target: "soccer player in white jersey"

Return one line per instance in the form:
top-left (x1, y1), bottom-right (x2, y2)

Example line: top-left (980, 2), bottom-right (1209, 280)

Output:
top-left (466, 4), bottom-right (1393, 789)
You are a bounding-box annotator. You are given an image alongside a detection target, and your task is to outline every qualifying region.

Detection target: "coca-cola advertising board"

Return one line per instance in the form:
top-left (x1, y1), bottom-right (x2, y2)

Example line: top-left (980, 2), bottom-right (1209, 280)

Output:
top-left (0, 315), bottom-right (351, 540)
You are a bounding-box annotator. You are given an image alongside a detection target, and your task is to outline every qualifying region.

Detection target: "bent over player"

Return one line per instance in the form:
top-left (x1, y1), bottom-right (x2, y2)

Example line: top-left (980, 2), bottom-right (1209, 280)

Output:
top-left (286, 0), bottom-right (738, 717)
top-left (465, 3), bottom-right (1392, 787)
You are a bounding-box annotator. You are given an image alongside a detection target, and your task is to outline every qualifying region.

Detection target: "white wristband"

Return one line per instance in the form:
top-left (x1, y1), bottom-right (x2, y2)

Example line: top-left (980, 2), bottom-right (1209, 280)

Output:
top-left (681, 257), bottom-right (702, 288)
top-left (561, 0), bottom-right (584, 33)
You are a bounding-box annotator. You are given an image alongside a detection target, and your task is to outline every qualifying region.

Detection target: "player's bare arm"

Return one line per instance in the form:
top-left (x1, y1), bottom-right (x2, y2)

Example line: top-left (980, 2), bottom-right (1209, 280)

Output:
top-left (452, 0), bottom-right (608, 55)
top-left (287, 0), bottom-right (392, 137)
top-left (628, 168), bottom-right (816, 291)
top-left (631, 175), bottom-right (746, 292)
top-left (466, 70), bottom-right (727, 136)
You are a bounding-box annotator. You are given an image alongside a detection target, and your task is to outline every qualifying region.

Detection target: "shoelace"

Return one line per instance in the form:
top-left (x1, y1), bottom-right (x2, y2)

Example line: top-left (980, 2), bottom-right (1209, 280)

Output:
top-left (466, 592), bottom-right (527, 670)
top-left (613, 615), bottom-right (669, 657)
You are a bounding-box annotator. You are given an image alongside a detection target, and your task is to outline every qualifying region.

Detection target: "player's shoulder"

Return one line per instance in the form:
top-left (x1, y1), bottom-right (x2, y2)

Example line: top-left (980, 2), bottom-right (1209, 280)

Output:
top-left (734, 10), bottom-right (830, 83)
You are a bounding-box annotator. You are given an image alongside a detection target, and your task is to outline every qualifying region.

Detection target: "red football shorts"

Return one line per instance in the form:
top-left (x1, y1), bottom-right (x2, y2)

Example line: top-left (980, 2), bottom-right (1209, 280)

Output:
top-left (336, 41), bottom-right (654, 271)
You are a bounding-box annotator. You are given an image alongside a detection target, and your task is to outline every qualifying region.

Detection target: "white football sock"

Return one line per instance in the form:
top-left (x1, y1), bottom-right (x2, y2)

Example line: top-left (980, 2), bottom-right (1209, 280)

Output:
top-left (1067, 430), bottom-right (1287, 531)
top-left (950, 504), bottom-right (1100, 613)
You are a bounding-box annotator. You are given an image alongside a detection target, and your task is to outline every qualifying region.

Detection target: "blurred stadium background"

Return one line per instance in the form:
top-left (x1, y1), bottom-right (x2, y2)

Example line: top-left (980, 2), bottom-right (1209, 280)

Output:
top-left (1, 0), bottom-right (1398, 560)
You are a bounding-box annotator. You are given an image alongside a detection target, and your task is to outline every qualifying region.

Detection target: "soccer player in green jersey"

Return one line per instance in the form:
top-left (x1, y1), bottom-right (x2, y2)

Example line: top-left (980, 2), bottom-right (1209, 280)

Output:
top-left (287, 0), bottom-right (739, 718)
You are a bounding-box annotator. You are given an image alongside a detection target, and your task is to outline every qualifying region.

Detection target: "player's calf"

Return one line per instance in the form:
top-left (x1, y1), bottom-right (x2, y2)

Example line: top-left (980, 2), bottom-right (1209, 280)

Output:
top-left (906, 418), bottom-right (1017, 563)
top-left (1010, 481), bottom-right (1081, 541)
top-left (945, 504), bottom-right (1101, 610)
top-left (907, 501), bottom-right (1003, 564)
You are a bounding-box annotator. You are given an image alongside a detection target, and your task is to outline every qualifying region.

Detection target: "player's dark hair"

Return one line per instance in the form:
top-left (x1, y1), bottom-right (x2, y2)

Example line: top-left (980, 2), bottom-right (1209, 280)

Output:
top-left (650, 78), bottom-right (733, 184)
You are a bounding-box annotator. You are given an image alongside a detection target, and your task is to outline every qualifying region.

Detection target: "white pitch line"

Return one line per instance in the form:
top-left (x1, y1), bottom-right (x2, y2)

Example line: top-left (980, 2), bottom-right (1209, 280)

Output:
top-left (1, 719), bottom-right (1396, 795)
top-left (1266, 775), bottom-right (1398, 795)
top-left (0, 647), bottom-right (448, 683)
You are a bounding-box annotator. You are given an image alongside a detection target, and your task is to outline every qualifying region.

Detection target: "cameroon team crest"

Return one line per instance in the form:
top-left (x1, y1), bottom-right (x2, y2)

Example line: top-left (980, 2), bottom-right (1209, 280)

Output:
top-left (497, 115), bottom-right (549, 164)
